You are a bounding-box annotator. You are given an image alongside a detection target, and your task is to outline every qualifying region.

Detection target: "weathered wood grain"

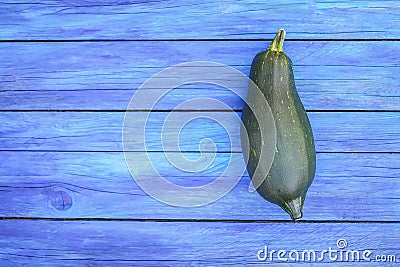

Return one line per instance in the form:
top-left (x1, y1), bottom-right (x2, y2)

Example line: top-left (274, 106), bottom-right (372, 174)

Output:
top-left (1, 0), bottom-right (400, 40)
top-left (0, 220), bottom-right (398, 266)
top-left (1, 41), bottom-right (399, 111)
top-left (1, 151), bottom-right (399, 221)
top-left (1, 0), bottom-right (399, 263)
top-left (0, 111), bottom-right (399, 152)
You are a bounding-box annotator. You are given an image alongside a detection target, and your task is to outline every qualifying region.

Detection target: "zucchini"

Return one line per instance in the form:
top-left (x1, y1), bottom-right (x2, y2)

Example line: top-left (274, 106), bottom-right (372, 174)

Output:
top-left (241, 29), bottom-right (316, 220)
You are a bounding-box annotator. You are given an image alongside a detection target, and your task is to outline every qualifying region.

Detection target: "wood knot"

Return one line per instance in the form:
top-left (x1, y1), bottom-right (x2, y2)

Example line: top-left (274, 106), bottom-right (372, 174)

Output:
top-left (43, 189), bottom-right (73, 211)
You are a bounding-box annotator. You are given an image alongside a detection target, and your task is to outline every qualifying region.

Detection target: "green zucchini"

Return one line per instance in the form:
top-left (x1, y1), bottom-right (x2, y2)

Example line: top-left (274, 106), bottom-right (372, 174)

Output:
top-left (241, 29), bottom-right (316, 220)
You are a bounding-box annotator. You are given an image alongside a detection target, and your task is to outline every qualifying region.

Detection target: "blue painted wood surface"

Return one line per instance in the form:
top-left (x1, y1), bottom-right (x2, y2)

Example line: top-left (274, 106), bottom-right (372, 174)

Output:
top-left (1, 41), bottom-right (399, 111)
top-left (1, 0), bottom-right (400, 265)
top-left (0, 220), bottom-right (399, 266)
top-left (1, 0), bottom-right (400, 40)
top-left (1, 112), bottom-right (399, 152)
top-left (1, 152), bottom-right (399, 221)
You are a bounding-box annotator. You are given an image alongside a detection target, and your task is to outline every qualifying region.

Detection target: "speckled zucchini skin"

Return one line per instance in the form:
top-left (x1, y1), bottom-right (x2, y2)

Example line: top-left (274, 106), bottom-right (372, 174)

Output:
top-left (241, 29), bottom-right (316, 220)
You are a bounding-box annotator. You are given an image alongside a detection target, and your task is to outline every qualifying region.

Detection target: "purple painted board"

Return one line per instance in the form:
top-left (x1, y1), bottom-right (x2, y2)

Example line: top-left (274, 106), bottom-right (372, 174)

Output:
top-left (1, 0), bottom-right (400, 40)
top-left (0, 220), bottom-right (399, 265)
top-left (0, 111), bottom-right (398, 152)
top-left (1, 41), bottom-right (399, 111)
top-left (0, 151), bottom-right (399, 221)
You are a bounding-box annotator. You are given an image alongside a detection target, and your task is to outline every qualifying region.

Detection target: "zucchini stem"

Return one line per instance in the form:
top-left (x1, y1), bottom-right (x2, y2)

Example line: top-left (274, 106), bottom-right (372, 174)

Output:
top-left (268, 28), bottom-right (286, 52)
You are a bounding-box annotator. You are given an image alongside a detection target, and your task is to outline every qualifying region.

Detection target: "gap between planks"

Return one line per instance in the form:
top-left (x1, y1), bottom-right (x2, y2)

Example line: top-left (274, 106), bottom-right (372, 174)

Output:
top-left (0, 150), bottom-right (399, 154)
top-left (1, 110), bottom-right (400, 112)
top-left (2, 39), bottom-right (400, 42)
top-left (0, 217), bottom-right (399, 224)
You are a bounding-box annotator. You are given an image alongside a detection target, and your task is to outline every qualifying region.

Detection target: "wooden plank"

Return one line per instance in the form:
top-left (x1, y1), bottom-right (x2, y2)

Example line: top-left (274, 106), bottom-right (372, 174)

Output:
top-left (1, 41), bottom-right (399, 111)
top-left (0, 220), bottom-right (398, 265)
top-left (0, 111), bottom-right (399, 152)
top-left (1, 1), bottom-right (400, 40)
top-left (1, 151), bottom-right (399, 221)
